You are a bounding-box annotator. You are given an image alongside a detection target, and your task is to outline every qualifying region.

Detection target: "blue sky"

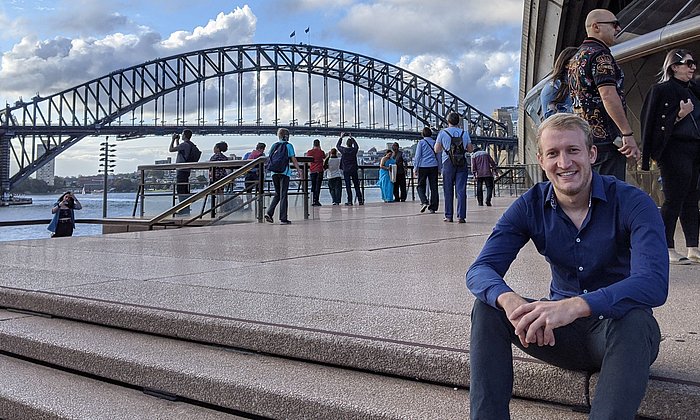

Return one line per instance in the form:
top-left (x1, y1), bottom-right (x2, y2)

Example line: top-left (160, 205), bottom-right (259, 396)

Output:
top-left (0, 0), bottom-right (523, 176)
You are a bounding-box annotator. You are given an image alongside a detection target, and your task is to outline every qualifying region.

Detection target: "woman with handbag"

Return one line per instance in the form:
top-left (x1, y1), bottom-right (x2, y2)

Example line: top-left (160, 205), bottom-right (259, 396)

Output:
top-left (641, 49), bottom-right (700, 264)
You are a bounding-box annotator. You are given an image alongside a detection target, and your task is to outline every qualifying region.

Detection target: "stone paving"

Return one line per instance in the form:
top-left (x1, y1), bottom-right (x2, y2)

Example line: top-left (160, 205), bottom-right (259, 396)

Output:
top-left (0, 195), bottom-right (698, 418)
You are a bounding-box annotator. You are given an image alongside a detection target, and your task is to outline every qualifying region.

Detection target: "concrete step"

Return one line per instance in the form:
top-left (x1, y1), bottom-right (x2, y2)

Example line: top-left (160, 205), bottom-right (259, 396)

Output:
top-left (0, 355), bottom-right (242, 420)
top-left (0, 310), bottom-right (589, 419)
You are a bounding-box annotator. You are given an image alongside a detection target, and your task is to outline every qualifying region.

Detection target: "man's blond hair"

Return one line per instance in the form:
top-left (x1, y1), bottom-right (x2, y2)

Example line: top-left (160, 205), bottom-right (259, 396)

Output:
top-left (537, 114), bottom-right (592, 153)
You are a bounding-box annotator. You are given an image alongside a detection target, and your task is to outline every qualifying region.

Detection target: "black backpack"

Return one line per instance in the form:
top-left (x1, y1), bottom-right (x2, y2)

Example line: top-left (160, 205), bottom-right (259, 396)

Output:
top-left (265, 141), bottom-right (290, 173)
top-left (446, 130), bottom-right (467, 167)
top-left (186, 141), bottom-right (202, 162)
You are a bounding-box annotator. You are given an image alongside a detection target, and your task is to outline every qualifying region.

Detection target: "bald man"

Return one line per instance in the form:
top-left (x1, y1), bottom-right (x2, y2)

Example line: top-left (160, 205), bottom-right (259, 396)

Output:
top-left (568, 9), bottom-right (640, 181)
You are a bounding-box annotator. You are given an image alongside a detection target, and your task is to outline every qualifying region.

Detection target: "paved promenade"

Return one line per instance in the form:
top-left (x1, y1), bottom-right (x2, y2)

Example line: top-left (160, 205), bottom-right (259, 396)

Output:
top-left (0, 195), bottom-right (698, 419)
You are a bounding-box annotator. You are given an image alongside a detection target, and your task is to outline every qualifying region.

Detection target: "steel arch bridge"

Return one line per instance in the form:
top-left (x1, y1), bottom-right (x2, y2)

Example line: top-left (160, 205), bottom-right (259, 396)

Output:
top-left (0, 43), bottom-right (515, 194)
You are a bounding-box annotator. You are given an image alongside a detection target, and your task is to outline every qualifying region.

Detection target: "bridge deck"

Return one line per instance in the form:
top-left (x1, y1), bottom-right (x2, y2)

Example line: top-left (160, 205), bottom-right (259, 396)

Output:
top-left (0, 197), bottom-right (698, 418)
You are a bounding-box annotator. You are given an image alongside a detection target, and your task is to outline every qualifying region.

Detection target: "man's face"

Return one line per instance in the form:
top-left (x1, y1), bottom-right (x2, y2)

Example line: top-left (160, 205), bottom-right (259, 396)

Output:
top-left (595, 13), bottom-right (620, 46)
top-left (537, 128), bottom-right (596, 198)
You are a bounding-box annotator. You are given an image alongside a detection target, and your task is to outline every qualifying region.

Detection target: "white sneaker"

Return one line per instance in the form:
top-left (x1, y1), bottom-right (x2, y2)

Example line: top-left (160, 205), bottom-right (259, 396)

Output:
top-left (669, 249), bottom-right (691, 265)
top-left (688, 247), bottom-right (700, 263)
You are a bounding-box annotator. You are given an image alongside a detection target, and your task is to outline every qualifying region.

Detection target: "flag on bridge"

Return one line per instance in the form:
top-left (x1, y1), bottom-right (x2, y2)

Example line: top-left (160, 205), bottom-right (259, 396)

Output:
top-left (305, 27), bottom-right (310, 33)
top-left (289, 31), bottom-right (295, 38)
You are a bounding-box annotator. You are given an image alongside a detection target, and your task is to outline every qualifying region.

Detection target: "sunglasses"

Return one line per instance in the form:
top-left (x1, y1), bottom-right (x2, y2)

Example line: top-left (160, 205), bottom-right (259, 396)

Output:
top-left (675, 59), bottom-right (697, 67)
top-left (596, 20), bottom-right (620, 28)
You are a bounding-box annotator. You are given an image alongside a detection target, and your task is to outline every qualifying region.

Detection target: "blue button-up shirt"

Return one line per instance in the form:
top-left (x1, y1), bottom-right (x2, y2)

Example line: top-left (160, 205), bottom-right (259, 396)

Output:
top-left (413, 137), bottom-right (439, 168)
top-left (467, 172), bottom-right (668, 319)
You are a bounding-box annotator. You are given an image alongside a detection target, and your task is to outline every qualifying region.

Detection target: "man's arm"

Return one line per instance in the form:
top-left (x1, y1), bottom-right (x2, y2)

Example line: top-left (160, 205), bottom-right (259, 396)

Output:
top-left (510, 296), bottom-right (591, 347)
top-left (169, 134), bottom-right (179, 153)
top-left (434, 131), bottom-right (445, 153)
top-left (598, 85), bottom-right (640, 160)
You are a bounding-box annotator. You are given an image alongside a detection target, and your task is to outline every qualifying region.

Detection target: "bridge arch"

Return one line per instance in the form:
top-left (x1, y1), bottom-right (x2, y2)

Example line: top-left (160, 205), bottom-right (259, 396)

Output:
top-left (0, 43), bottom-right (514, 192)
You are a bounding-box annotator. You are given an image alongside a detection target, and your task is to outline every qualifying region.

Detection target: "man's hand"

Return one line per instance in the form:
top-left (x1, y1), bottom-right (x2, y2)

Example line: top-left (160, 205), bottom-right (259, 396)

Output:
top-left (497, 292), bottom-right (543, 348)
top-left (618, 136), bottom-right (640, 161)
top-left (509, 297), bottom-right (591, 347)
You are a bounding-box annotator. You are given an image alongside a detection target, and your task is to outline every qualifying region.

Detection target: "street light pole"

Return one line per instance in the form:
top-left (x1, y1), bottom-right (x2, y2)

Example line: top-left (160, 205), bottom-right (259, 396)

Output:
top-left (99, 137), bottom-right (116, 218)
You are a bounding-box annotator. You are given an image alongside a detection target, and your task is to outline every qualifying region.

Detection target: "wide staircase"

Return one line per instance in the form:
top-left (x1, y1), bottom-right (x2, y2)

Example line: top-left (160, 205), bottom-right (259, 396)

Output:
top-left (1, 198), bottom-right (699, 419)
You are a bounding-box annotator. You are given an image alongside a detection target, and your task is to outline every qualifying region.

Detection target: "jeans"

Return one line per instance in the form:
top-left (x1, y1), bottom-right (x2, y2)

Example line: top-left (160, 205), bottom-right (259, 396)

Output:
top-left (476, 176), bottom-right (495, 205)
top-left (417, 166), bottom-right (439, 211)
top-left (343, 170), bottom-right (363, 204)
top-left (593, 144), bottom-right (626, 181)
top-left (267, 174), bottom-right (290, 222)
top-left (658, 138), bottom-right (700, 248)
top-left (310, 171), bottom-right (324, 204)
top-left (327, 177), bottom-right (343, 204)
top-left (442, 160), bottom-right (468, 220)
top-left (393, 171), bottom-right (407, 202)
top-left (176, 170), bottom-right (191, 214)
top-left (469, 299), bottom-right (660, 420)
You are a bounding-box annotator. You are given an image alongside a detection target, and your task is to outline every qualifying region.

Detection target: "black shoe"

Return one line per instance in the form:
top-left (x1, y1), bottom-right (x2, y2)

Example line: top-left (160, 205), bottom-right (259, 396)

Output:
top-left (443, 218), bottom-right (453, 223)
top-left (345, 202), bottom-right (353, 206)
top-left (429, 210), bottom-right (436, 214)
top-left (420, 204), bottom-right (428, 213)
top-left (264, 214), bottom-right (273, 223)
top-left (486, 202), bottom-right (492, 207)
top-left (358, 200), bottom-right (364, 206)
top-left (458, 218), bottom-right (466, 224)
top-left (311, 202), bottom-right (321, 206)
top-left (280, 220), bottom-right (292, 225)
top-left (478, 203), bottom-right (484, 206)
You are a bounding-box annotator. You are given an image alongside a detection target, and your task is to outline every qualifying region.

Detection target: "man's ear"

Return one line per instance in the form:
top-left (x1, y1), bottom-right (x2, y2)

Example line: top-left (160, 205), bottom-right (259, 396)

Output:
top-left (536, 152), bottom-right (544, 169)
top-left (589, 145), bottom-right (597, 164)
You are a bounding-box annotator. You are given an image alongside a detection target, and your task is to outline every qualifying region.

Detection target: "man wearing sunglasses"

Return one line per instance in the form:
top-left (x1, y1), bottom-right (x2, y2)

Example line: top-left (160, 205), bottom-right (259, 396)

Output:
top-left (569, 9), bottom-right (640, 181)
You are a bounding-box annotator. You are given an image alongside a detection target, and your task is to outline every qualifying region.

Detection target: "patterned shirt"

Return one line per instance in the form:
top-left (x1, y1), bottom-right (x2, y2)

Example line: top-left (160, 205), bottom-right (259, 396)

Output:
top-left (209, 152), bottom-right (229, 183)
top-left (568, 37), bottom-right (625, 144)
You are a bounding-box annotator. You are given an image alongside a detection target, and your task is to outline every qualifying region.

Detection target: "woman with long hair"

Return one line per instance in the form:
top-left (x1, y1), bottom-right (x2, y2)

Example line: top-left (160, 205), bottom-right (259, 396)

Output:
top-left (540, 47), bottom-right (578, 120)
top-left (47, 191), bottom-right (82, 237)
top-left (641, 48), bottom-right (700, 264)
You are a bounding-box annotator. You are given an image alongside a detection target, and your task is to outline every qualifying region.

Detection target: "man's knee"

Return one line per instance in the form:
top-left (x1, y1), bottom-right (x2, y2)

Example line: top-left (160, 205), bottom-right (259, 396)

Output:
top-left (607, 309), bottom-right (661, 364)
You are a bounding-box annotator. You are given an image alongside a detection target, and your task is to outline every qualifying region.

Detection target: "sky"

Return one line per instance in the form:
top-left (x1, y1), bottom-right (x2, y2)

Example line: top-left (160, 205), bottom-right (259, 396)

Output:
top-left (0, 0), bottom-right (524, 177)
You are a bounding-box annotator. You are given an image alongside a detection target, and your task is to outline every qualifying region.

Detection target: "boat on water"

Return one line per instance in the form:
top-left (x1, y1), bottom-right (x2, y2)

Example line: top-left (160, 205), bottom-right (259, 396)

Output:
top-left (0, 194), bottom-right (33, 206)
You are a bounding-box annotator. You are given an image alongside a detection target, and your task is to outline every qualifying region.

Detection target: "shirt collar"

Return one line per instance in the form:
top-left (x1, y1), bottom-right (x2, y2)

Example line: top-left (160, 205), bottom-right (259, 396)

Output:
top-left (583, 37), bottom-right (611, 53)
top-left (544, 171), bottom-right (607, 210)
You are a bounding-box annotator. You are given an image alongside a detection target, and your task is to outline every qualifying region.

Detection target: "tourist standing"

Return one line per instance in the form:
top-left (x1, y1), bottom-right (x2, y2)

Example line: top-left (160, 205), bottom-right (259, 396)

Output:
top-left (244, 142), bottom-right (266, 207)
top-left (435, 112), bottom-right (472, 223)
top-left (568, 9), bottom-right (640, 180)
top-left (48, 192), bottom-right (82, 238)
top-left (468, 114), bottom-right (667, 419)
top-left (540, 47), bottom-right (577, 120)
top-left (265, 128), bottom-right (302, 225)
top-left (169, 129), bottom-right (197, 214)
top-left (641, 49), bottom-right (700, 264)
top-left (414, 127), bottom-right (440, 213)
top-left (378, 149), bottom-right (396, 202)
top-left (336, 133), bottom-right (364, 206)
top-left (324, 148), bottom-right (343, 205)
top-left (209, 141), bottom-right (229, 184)
top-left (305, 139), bottom-right (326, 206)
top-left (471, 148), bottom-right (498, 207)
top-left (391, 142), bottom-right (407, 202)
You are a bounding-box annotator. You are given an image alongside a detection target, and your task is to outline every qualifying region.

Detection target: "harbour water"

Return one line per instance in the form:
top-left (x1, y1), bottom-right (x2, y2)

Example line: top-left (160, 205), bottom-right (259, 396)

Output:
top-left (0, 193), bottom-right (138, 242)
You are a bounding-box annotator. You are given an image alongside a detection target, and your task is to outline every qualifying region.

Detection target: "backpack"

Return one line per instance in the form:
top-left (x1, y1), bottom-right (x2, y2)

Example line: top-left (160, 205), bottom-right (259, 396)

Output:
top-left (265, 141), bottom-right (290, 173)
top-left (186, 141), bottom-right (202, 162)
top-left (446, 130), bottom-right (467, 167)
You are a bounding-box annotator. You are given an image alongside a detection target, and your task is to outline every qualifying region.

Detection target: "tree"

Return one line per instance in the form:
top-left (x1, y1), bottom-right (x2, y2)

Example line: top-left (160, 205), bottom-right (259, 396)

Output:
top-left (14, 178), bottom-right (51, 193)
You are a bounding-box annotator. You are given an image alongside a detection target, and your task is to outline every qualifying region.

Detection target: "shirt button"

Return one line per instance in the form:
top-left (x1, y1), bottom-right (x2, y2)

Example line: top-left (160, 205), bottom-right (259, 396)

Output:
top-left (583, 289), bottom-right (588, 293)
top-left (661, 114), bottom-right (666, 118)
top-left (576, 238), bottom-right (581, 243)
top-left (599, 315), bottom-right (604, 320)
top-left (578, 266), bottom-right (584, 271)
top-left (661, 126), bottom-right (665, 131)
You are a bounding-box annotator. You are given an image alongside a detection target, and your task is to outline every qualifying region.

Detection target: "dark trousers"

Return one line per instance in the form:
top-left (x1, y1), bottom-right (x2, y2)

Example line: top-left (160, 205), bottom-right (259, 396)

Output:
top-left (310, 171), bottom-right (323, 204)
top-left (327, 177), bottom-right (343, 204)
top-left (469, 299), bottom-right (660, 420)
top-left (593, 144), bottom-right (626, 181)
top-left (175, 170), bottom-right (191, 214)
top-left (393, 171), bottom-right (407, 202)
top-left (417, 166), bottom-right (439, 211)
top-left (658, 138), bottom-right (700, 248)
top-left (476, 176), bottom-right (495, 205)
top-left (442, 160), bottom-right (468, 220)
top-left (266, 174), bottom-right (290, 222)
top-left (343, 170), bottom-right (363, 204)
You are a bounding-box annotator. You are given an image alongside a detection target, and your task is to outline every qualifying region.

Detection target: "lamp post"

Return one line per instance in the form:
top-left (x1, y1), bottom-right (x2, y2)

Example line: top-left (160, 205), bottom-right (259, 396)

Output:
top-left (99, 137), bottom-right (116, 218)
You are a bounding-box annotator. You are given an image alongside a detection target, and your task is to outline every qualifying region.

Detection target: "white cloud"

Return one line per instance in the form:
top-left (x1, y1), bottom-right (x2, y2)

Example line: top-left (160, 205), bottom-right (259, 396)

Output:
top-left (0, 6), bottom-right (257, 103)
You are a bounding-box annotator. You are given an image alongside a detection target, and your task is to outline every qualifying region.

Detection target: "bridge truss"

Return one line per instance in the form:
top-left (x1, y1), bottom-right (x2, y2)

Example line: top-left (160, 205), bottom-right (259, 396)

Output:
top-left (0, 43), bottom-right (515, 193)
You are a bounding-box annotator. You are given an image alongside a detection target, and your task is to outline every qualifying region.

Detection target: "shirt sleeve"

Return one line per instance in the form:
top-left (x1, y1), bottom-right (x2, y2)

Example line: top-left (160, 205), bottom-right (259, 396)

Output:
top-left (579, 191), bottom-right (669, 318)
top-left (591, 51), bottom-right (618, 87)
top-left (466, 197), bottom-right (531, 308)
top-left (287, 143), bottom-right (295, 157)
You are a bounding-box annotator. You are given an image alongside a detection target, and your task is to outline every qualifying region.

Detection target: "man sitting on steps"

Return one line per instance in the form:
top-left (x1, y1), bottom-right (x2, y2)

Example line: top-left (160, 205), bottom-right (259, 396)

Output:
top-left (466, 113), bottom-right (668, 419)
